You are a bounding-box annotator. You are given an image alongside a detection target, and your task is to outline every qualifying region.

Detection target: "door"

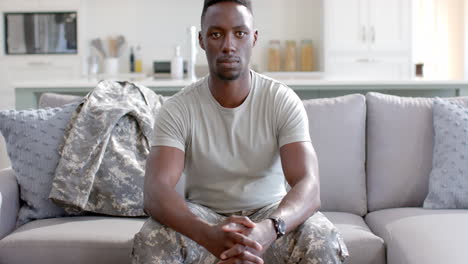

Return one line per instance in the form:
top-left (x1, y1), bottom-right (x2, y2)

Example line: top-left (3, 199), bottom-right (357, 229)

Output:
top-left (324, 0), bottom-right (369, 53)
top-left (368, 0), bottom-right (410, 53)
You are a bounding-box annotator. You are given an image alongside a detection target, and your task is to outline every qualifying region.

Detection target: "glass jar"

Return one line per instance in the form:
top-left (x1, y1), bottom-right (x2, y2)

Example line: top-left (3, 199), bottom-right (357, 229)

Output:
top-left (300, 40), bottom-right (314, 71)
top-left (284, 40), bottom-right (297, 72)
top-left (268, 40), bottom-right (281, 72)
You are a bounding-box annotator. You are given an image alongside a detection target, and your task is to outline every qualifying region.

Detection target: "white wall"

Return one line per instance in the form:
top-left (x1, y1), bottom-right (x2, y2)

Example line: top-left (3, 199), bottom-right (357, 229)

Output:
top-left (83, 0), bottom-right (322, 73)
top-left (0, 0), bottom-right (322, 169)
top-left (0, 0), bottom-right (323, 89)
top-left (465, 0), bottom-right (468, 79)
top-left (446, 0), bottom-right (464, 80)
top-left (413, 0), bottom-right (465, 79)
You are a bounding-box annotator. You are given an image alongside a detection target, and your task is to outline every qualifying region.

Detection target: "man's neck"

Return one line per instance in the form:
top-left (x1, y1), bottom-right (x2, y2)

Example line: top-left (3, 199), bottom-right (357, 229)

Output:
top-left (208, 70), bottom-right (251, 108)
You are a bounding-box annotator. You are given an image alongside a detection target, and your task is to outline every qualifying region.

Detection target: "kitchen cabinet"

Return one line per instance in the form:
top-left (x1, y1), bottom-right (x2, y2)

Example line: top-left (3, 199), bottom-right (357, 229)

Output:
top-left (324, 0), bottom-right (412, 79)
top-left (13, 78), bottom-right (468, 109)
top-left (325, 55), bottom-right (410, 80)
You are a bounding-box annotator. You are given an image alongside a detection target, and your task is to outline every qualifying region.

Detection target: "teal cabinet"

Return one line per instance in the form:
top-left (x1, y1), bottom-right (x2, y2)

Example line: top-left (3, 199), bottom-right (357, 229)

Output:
top-left (15, 83), bottom-right (468, 110)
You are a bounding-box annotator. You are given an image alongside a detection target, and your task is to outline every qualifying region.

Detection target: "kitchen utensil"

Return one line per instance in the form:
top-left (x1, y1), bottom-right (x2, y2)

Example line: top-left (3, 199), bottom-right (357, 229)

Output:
top-left (107, 37), bottom-right (118, 57)
top-left (116, 35), bottom-right (126, 57)
top-left (91, 38), bottom-right (106, 58)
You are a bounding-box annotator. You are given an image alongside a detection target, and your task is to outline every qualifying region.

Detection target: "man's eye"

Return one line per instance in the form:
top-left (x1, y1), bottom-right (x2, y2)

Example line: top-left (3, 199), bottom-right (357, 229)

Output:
top-left (211, 32), bottom-right (222, 38)
top-left (236, 31), bottom-right (246, 37)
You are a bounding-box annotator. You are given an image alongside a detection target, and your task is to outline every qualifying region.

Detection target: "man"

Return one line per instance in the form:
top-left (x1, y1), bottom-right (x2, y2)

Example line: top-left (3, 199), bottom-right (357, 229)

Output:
top-left (132, 0), bottom-right (348, 263)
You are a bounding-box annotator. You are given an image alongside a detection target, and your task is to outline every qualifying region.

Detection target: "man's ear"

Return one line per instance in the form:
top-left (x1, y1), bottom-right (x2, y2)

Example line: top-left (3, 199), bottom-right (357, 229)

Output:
top-left (199, 32), bottom-right (205, 50)
top-left (253, 30), bottom-right (258, 47)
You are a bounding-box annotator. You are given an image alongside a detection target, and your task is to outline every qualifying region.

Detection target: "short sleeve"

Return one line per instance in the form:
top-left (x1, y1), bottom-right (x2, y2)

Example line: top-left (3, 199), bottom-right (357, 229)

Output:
top-left (152, 100), bottom-right (188, 152)
top-left (275, 86), bottom-right (311, 148)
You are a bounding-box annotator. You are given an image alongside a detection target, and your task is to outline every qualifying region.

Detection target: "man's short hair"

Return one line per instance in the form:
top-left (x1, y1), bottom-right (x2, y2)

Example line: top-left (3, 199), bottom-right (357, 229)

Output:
top-left (201, 0), bottom-right (253, 27)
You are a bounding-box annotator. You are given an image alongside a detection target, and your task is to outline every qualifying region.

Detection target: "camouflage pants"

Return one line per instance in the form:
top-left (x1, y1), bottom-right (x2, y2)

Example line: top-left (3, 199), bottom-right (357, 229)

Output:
top-left (132, 202), bottom-right (348, 264)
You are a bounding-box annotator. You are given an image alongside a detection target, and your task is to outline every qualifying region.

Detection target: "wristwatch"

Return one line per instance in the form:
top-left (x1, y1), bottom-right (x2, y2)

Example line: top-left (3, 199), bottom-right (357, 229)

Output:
top-left (268, 217), bottom-right (286, 239)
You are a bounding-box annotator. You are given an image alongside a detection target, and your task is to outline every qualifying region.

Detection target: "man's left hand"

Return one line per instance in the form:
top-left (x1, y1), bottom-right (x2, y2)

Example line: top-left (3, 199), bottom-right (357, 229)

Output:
top-left (217, 219), bottom-right (277, 264)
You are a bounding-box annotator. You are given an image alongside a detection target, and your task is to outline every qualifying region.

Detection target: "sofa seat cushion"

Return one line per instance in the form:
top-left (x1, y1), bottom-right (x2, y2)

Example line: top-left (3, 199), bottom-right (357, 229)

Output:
top-left (0, 216), bottom-right (146, 264)
top-left (323, 212), bottom-right (385, 264)
top-left (365, 208), bottom-right (468, 264)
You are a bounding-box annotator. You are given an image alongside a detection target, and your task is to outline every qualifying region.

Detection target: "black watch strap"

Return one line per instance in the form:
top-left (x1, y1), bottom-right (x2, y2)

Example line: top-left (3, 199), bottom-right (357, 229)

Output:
top-left (268, 217), bottom-right (286, 239)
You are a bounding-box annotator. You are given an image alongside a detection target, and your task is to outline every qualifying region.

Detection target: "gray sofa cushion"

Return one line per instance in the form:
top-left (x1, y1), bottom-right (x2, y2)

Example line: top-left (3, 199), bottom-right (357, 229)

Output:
top-left (323, 212), bottom-right (385, 264)
top-left (303, 94), bottom-right (367, 215)
top-left (0, 168), bottom-right (19, 239)
top-left (0, 103), bottom-right (81, 226)
top-left (0, 216), bottom-right (146, 264)
top-left (424, 98), bottom-right (468, 208)
top-left (38, 93), bottom-right (83, 108)
top-left (366, 208), bottom-right (468, 264)
top-left (366, 92), bottom-right (468, 211)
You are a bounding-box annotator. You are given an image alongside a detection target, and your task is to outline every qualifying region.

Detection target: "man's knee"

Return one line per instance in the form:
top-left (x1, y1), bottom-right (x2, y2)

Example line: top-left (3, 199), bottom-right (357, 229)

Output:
top-left (293, 212), bottom-right (348, 263)
top-left (132, 217), bottom-right (184, 264)
top-left (298, 212), bottom-right (337, 239)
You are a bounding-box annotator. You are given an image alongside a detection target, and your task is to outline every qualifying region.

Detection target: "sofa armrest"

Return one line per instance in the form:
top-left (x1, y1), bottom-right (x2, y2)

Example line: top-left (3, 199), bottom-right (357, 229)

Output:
top-left (0, 168), bottom-right (19, 239)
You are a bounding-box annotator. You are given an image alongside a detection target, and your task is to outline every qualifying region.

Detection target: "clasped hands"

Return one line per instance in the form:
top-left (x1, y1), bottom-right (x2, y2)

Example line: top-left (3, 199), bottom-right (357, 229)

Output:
top-left (203, 215), bottom-right (277, 264)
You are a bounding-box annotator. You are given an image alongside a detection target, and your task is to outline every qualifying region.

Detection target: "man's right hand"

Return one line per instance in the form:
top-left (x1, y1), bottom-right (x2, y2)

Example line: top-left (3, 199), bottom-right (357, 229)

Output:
top-left (200, 216), bottom-right (264, 264)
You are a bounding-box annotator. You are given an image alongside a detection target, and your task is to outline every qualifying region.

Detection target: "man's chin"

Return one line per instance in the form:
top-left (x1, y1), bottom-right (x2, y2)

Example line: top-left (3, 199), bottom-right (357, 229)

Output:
top-left (216, 72), bottom-right (241, 81)
top-left (215, 67), bottom-right (248, 81)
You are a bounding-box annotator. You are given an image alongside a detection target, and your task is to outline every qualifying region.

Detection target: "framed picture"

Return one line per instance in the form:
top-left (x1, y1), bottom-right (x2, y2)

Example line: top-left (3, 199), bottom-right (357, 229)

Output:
top-left (4, 12), bottom-right (78, 55)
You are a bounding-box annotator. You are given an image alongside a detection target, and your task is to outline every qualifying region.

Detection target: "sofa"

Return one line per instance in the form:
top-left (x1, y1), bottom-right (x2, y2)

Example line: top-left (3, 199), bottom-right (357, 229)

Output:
top-left (0, 91), bottom-right (467, 264)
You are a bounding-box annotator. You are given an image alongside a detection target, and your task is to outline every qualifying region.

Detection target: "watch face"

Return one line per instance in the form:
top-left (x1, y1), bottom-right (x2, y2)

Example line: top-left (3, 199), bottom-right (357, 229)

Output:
top-left (277, 218), bottom-right (286, 236)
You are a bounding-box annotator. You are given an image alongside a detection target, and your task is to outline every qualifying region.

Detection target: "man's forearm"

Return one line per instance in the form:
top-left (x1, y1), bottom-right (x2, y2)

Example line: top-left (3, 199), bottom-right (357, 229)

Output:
top-left (144, 186), bottom-right (210, 245)
top-left (268, 176), bottom-right (320, 234)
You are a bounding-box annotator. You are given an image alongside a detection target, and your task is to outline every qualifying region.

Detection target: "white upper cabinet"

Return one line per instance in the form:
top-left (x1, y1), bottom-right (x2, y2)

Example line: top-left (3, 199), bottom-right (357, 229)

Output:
top-left (324, 0), bottom-right (368, 54)
top-left (368, 0), bottom-right (410, 54)
top-left (324, 0), bottom-right (412, 79)
top-left (325, 0), bottom-right (410, 54)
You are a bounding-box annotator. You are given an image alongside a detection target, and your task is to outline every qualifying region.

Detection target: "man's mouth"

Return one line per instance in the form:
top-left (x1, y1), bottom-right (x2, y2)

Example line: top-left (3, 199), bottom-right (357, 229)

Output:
top-left (217, 57), bottom-right (240, 67)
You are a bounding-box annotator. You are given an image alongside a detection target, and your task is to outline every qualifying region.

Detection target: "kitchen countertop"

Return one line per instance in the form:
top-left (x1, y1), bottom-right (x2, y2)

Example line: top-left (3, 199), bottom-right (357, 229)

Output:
top-left (13, 73), bottom-right (468, 89)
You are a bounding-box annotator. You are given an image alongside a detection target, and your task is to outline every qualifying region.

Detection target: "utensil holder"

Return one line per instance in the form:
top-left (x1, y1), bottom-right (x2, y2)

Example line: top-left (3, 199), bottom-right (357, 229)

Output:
top-left (105, 58), bottom-right (119, 75)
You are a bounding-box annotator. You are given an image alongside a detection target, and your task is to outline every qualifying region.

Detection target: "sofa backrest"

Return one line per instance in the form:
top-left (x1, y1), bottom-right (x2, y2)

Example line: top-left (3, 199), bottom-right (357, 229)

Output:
top-left (366, 92), bottom-right (468, 212)
top-left (37, 91), bottom-right (369, 215)
top-left (38, 93), bottom-right (83, 108)
top-left (303, 94), bottom-right (367, 216)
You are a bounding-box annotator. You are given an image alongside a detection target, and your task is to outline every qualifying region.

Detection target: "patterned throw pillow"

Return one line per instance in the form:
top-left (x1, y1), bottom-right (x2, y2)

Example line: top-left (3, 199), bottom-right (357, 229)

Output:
top-left (424, 98), bottom-right (468, 208)
top-left (0, 102), bottom-right (80, 226)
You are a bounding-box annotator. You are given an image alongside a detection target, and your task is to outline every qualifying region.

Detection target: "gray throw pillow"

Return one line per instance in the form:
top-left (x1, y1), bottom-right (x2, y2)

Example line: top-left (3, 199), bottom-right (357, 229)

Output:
top-left (424, 98), bottom-right (468, 208)
top-left (0, 102), bottom-right (80, 226)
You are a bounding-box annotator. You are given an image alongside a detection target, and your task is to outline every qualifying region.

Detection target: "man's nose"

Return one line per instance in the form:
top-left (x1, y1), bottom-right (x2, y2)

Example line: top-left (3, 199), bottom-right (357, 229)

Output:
top-left (221, 33), bottom-right (236, 54)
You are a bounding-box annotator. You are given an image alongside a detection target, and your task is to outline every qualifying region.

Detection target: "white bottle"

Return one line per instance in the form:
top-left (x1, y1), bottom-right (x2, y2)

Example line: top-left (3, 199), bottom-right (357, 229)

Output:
top-left (187, 26), bottom-right (198, 81)
top-left (171, 45), bottom-right (184, 80)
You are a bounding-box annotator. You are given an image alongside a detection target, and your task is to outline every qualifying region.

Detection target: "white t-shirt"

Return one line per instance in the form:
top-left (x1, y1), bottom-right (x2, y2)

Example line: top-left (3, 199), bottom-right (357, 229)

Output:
top-left (153, 70), bottom-right (311, 213)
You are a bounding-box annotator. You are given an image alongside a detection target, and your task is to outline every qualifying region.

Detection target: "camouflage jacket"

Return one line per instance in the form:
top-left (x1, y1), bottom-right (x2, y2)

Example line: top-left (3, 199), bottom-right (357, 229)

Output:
top-left (49, 80), bottom-right (165, 216)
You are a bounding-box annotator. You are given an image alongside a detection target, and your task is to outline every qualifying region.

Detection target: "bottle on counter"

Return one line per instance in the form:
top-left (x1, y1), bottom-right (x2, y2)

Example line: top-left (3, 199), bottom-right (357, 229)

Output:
top-left (135, 45), bottom-right (143, 73)
top-left (129, 46), bottom-right (135, 73)
top-left (415, 63), bottom-right (424, 78)
top-left (187, 26), bottom-right (198, 82)
top-left (87, 54), bottom-right (100, 79)
top-left (268, 40), bottom-right (281, 72)
top-left (171, 45), bottom-right (184, 80)
top-left (284, 40), bottom-right (297, 72)
top-left (300, 40), bottom-right (314, 71)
